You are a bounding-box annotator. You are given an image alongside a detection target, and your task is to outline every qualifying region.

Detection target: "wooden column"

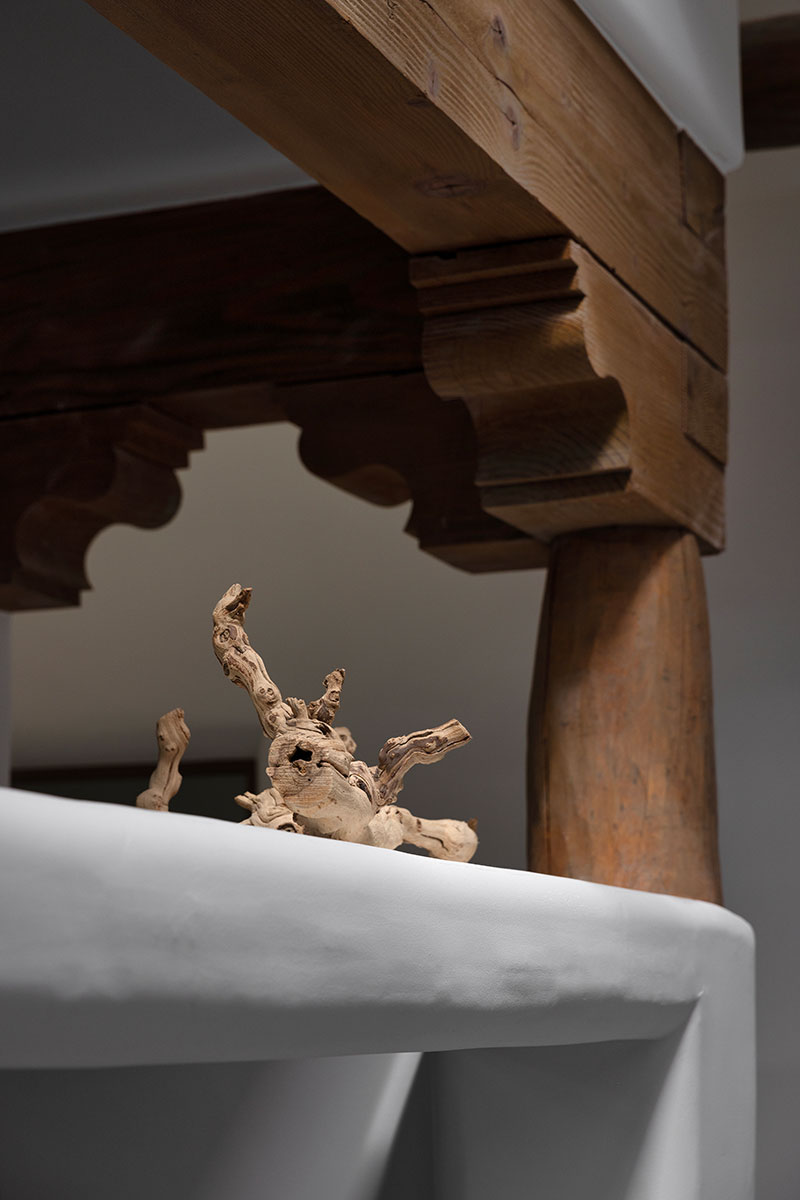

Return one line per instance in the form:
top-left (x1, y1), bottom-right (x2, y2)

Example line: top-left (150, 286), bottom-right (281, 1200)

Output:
top-left (528, 528), bottom-right (722, 903)
top-left (413, 236), bottom-right (728, 903)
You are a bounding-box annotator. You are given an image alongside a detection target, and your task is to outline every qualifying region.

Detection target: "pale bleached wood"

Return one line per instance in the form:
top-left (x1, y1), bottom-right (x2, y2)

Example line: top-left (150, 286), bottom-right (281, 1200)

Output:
top-left (376, 720), bottom-right (471, 805)
top-left (136, 708), bottom-right (191, 811)
top-left (367, 805), bottom-right (478, 862)
top-left (212, 584), bottom-right (290, 738)
top-left (235, 788), bottom-right (303, 832)
top-left (213, 584), bottom-right (477, 860)
top-left (308, 669), bottom-right (345, 725)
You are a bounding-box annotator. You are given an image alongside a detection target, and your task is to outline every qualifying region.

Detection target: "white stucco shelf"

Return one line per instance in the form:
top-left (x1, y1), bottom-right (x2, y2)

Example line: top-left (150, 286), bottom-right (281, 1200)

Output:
top-left (0, 787), bottom-right (749, 1070)
top-left (0, 788), bottom-right (755, 1197)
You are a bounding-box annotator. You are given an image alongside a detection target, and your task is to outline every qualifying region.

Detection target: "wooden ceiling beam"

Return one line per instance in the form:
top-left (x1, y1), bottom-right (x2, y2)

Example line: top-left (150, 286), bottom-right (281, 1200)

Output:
top-left (0, 187), bottom-right (421, 420)
top-left (412, 238), bottom-right (727, 554)
top-left (0, 187), bottom-right (549, 608)
top-left (84, 0), bottom-right (726, 367)
top-left (742, 15), bottom-right (800, 151)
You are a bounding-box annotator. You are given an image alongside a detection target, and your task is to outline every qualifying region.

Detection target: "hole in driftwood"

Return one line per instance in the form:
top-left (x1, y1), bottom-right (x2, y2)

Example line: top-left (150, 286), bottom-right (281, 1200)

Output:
top-left (289, 745), bottom-right (314, 763)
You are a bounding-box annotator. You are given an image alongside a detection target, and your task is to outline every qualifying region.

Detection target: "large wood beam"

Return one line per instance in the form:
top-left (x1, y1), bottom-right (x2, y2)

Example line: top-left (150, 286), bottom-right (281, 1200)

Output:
top-left (0, 188), bottom-right (545, 608)
top-left (0, 187), bottom-right (420, 419)
top-left (742, 15), bottom-right (800, 151)
top-left (84, 0), bottom-right (726, 366)
top-left (412, 238), bottom-right (726, 553)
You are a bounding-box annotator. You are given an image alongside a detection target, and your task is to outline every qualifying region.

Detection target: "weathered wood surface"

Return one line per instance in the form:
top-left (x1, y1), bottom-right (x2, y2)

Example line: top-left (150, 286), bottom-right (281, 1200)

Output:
top-left (286, 371), bottom-right (549, 572)
top-left (212, 584), bottom-right (478, 860)
top-left (84, 0), bottom-right (562, 252)
top-left (84, 0), bottom-right (726, 365)
top-left (136, 709), bottom-right (191, 811)
top-left (0, 405), bottom-right (201, 610)
top-left (415, 240), bottom-right (727, 552)
top-left (528, 527), bottom-right (722, 904)
top-left (742, 15), bottom-right (800, 151)
top-left (0, 187), bottom-right (421, 419)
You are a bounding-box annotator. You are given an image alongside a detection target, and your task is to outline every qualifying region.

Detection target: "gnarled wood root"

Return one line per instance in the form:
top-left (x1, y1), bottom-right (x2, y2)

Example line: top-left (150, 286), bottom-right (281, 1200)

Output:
top-left (235, 788), bottom-right (304, 832)
top-left (367, 806), bottom-right (478, 862)
top-left (214, 584), bottom-right (478, 862)
top-left (136, 708), bottom-right (191, 811)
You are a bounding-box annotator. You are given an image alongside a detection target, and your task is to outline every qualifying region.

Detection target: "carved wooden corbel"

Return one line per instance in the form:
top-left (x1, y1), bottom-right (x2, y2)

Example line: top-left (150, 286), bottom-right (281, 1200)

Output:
top-left (412, 238), bottom-right (727, 553)
top-left (282, 372), bottom-right (548, 573)
top-left (0, 405), bottom-right (202, 610)
top-left (410, 236), bottom-right (727, 903)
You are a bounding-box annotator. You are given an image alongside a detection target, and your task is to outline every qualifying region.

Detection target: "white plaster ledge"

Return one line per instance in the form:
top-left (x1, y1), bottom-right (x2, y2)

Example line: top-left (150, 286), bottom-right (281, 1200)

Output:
top-left (0, 788), bottom-right (752, 1067)
top-left (0, 789), bottom-right (755, 1197)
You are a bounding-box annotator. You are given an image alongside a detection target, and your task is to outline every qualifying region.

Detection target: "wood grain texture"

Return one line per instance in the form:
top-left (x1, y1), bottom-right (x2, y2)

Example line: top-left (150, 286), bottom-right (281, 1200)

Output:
top-left (415, 240), bottom-right (727, 551)
top-left (742, 15), bottom-right (800, 151)
top-left (83, 0), bottom-right (562, 252)
top-left (85, 0), bottom-right (726, 366)
top-left (336, 0), bottom-right (727, 364)
top-left (0, 187), bottom-right (422, 419)
top-left (136, 710), bottom-right (191, 811)
top-left (528, 527), bottom-right (722, 903)
top-left (283, 371), bottom-right (549, 573)
top-left (0, 406), bottom-right (201, 610)
top-left (212, 583), bottom-right (478, 860)
top-left (679, 132), bottom-right (725, 263)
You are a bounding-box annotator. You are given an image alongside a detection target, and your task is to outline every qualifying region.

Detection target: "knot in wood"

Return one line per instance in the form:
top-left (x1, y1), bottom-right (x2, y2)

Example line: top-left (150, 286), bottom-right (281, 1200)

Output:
top-left (414, 174), bottom-right (486, 199)
top-left (490, 15), bottom-right (507, 47)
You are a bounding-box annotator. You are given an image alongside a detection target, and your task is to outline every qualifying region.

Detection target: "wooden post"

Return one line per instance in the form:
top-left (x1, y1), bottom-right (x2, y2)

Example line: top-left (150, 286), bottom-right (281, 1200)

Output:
top-left (528, 527), bottom-right (722, 903)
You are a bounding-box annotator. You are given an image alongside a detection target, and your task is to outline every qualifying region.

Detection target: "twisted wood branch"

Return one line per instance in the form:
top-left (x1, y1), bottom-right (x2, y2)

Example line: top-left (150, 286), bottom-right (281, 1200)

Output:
top-left (212, 584), bottom-right (289, 737)
top-left (376, 719), bottom-right (471, 806)
top-left (136, 708), bottom-right (191, 811)
top-left (212, 584), bottom-right (477, 861)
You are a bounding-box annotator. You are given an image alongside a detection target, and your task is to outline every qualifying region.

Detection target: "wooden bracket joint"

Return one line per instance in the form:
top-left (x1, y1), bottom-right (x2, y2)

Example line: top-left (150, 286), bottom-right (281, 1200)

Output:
top-left (0, 406), bottom-right (202, 610)
top-left (412, 238), bottom-right (728, 552)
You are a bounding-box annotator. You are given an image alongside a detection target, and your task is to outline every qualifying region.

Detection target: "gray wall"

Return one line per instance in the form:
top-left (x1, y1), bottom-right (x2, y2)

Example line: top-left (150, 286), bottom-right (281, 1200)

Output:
top-left (711, 144), bottom-right (800, 1200)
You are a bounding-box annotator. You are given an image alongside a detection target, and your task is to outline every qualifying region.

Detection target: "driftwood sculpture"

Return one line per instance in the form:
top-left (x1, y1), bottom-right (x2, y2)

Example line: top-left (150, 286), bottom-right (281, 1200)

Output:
top-left (136, 585), bottom-right (477, 863)
top-left (213, 584), bottom-right (477, 861)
